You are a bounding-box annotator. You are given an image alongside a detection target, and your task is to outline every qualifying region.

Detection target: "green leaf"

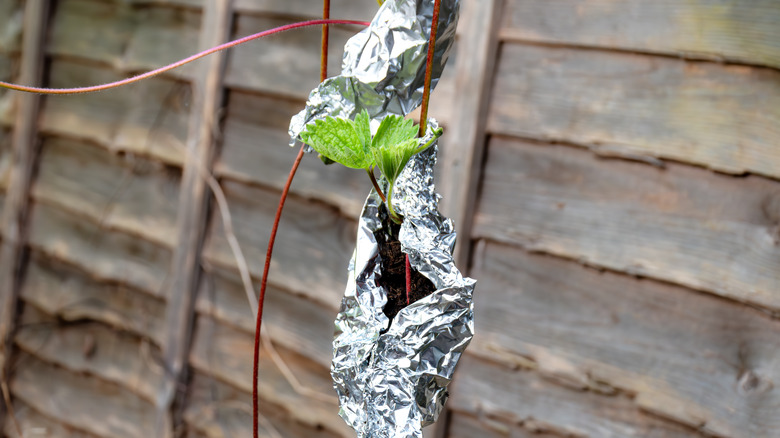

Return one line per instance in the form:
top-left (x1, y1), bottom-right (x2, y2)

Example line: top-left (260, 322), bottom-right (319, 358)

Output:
top-left (371, 115), bottom-right (418, 151)
top-left (299, 116), bottom-right (372, 169)
top-left (373, 137), bottom-right (420, 185)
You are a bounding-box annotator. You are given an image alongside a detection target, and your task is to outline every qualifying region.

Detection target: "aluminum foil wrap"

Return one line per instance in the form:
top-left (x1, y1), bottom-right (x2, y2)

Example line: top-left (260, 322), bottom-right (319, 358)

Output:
top-left (288, 0), bottom-right (460, 144)
top-left (332, 122), bottom-right (476, 438)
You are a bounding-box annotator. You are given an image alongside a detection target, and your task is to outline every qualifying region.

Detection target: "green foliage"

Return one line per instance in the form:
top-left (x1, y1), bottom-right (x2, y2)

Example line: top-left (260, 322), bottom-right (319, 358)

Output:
top-left (299, 109), bottom-right (442, 223)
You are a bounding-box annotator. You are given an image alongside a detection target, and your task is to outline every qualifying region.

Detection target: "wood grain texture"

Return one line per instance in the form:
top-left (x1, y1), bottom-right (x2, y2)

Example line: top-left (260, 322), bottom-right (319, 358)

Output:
top-left (488, 44), bottom-right (780, 179)
top-left (21, 254), bottom-right (166, 343)
top-left (500, 0), bottom-right (780, 69)
top-left (450, 355), bottom-right (697, 438)
top-left (475, 137), bottom-right (780, 310)
top-left (216, 90), bottom-right (367, 217)
top-left (231, 0), bottom-right (375, 19)
top-left (434, 0), bottom-right (501, 269)
top-left (185, 372), bottom-right (343, 438)
top-left (156, 1), bottom-right (232, 433)
top-left (4, 400), bottom-right (99, 438)
top-left (33, 136), bottom-right (181, 247)
top-left (14, 304), bottom-right (165, 404)
top-left (203, 180), bottom-right (355, 306)
top-left (40, 60), bottom-right (191, 166)
top-left (27, 201), bottom-right (172, 297)
top-left (49, 0), bottom-right (200, 78)
top-left (449, 411), bottom-right (571, 438)
top-left (468, 241), bottom-right (780, 437)
top-left (225, 14), bottom-right (356, 98)
top-left (197, 266), bottom-right (338, 368)
top-left (188, 316), bottom-right (350, 436)
top-left (9, 353), bottom-right (168, 438)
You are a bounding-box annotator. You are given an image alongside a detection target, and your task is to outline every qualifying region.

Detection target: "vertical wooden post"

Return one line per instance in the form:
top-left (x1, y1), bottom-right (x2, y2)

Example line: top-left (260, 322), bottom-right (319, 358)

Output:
top-left (437, 0), bottom-right (503, 270)
top-left (0, 0), bottom-right (48, 419)
top-left (154, 1), bottom-right (233, 436)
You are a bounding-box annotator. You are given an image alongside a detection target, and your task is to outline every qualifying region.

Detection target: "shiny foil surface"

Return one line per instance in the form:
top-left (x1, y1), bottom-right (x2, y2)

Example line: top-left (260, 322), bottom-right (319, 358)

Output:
top-left (332, 127), bottom-right (476, 438)
top-left (288, 0), bottom-right (461, 145)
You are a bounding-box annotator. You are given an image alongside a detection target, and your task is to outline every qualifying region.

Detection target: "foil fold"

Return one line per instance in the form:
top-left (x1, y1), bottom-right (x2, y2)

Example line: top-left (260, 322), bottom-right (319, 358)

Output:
top-left (288, 0), bottom-right (461, 145)
top-left (332, 129), bottom-right (476, 438)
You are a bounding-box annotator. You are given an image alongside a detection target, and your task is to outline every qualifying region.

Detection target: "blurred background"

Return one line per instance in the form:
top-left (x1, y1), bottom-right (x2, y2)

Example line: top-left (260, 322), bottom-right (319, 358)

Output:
top-left (0, 0), bottom-right (779, 437)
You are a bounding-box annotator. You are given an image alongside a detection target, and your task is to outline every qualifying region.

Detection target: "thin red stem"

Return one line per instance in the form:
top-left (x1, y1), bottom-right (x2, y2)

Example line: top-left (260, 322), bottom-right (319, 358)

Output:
top-left (418, 0), bottom-right (441, 136)
top-left (253, 145), bottom-right (305, 438)
top-left (321, 0), bottom-right (331, 82)
top-left (0, 19), bottom-right (367, 95)
top-left (405, 254), bottom-right (412, 305)
top-left (253, 4), bottom-right (333, 438)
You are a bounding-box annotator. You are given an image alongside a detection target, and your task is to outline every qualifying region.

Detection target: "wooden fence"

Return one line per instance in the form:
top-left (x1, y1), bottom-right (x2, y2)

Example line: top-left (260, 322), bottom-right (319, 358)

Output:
top-left (1, 0), bottom-right (779, 437)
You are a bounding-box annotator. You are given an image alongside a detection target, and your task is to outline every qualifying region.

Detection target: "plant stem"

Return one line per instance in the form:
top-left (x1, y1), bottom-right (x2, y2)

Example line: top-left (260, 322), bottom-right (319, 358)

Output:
top-left (253, 5), bottom-right (332, 438)
top-left (253, 145), bottom-right (305, 438)
top-left (367, 168), bottom-right (387, 203)
top-left (418, 0), bottom-right (442, 136)
top-left (0, 19), bottom-right (368, 95)
top-left (386, 183), bottom-right (402, 224)
top-left (405, 254), bottom-right (411, 305)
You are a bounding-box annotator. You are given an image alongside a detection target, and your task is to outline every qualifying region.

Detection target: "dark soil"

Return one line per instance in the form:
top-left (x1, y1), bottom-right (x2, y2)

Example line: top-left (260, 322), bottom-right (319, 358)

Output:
top-left (375, 205), bottom-right (437, 322)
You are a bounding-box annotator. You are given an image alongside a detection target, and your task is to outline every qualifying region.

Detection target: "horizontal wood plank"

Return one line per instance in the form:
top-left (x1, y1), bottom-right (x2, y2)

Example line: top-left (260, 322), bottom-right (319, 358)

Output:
top-left (449, 411), bottom-right (570, 438)
top-left (468, 241), bottom-right (780, 437)
top-left (203, 180), bottom-right (355, 306)
top-left (33, 136), bottom-right (181, 247)
top-left (184, 372), bottom-right (344, 438)
top-left (231, 0), bottom-right (375, 20)
top-left (197, 265), bottom-right (338, 367)
top-left (225, 14), bottom-right (356, 98)
top-left (22, 254), bottom-right (165, 343)
top-left (0, 1), bottom-right (22, 55)
top-left (49, 0), bottom-right (200, 78)
top-left (488, 44), bottom-right (780, 179)
top-left (28, 201), bottom-right (172, 297)
top-left (15, 304), bottom-right (164, 404)
top-left (188, 316), bottom-right (349, 436)
top-left (450, 354), bottom-right (697, 438)
top-left (501, 0), bottom-right (780, 69)
top-left (216, 90), bottom-right (367, 217)
top-left (475, 137), bottom-right (780, 310)
top-left (40, 60), bottom-right (192, 166)
top-left (4, 400), bottom-right (99, 438)
top-left (9, 353), bottom-right (167, 438)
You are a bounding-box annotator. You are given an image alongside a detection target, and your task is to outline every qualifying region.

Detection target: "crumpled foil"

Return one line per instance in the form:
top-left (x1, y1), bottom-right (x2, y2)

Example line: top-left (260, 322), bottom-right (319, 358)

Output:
top-left (332, 122), bottom-right (476, 438)
top-left (288, 0), bottom-right (460, 145)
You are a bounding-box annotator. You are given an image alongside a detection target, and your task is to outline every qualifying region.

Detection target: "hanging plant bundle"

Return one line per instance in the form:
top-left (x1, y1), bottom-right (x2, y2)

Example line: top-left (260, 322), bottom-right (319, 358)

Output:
top-left (290, 1), bottom-right (475, 437)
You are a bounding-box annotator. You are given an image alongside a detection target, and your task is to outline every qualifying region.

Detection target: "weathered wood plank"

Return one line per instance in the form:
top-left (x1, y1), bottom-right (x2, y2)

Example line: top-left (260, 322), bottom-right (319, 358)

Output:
top-left (434, 0), bottom-right (500, 269)
top-left (203, 180), bottom-right (355, 306)
top-left (231, 0), bottom-right (375, 20)
top-left (475, 137), bottom-right (780, 310)
top-left (27, 201), bottom-right (172, 297)
top-left (156, 1), bottom-right (232, 433)
top-left (189, 316), bottom-right (349, 436)
top-left (40, 60), bottom-right (191, 166)
top-left (185, 372), bottom-right (344, 438)
top-left (0, 1), bottom-right (22, 55)
top-left (450, 355), bottom-right (697, 438)
top-left (4, 400), bottom-right (99, 438)
top-left (33, 136), bottom-right (181, 247)
top-left (488, 45), bottom-right (780, 180)
top-left (500, 0), bottom-right (780, 69)
top-left (468, 241), bottom-right (780, 437)
top-left (216, 90), bottom-right (367, 217)
top-left (197, 265), bottom-right (338, 367)
top-left (14, 304), bottom-right (165, 404)
top-left (10, 353), bottom-right (168, 438)
top-left (21, 254), bottom-right (165, 343)
top-left (49, 0), bottom-right (200, 78)
top-left (449, 411), bottom-right (566, 438)
top-left (225, 15), bottom-right (356, 98)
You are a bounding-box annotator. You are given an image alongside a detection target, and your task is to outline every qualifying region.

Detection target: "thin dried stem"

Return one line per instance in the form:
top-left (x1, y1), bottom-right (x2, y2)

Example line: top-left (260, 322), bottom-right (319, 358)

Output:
top-left (405, 254), bottom-right (412, 305)
top-left (418, 0), bottom-right (442, 136)
top-left (1, 369), bottom-right (21, 437)
top-left (0, 19), bottom-right (368, 95)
